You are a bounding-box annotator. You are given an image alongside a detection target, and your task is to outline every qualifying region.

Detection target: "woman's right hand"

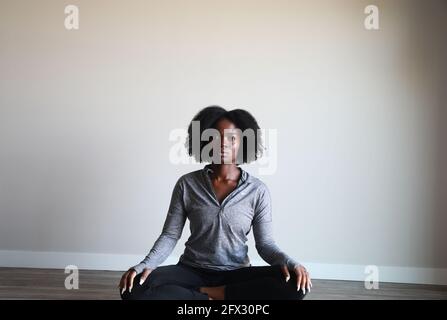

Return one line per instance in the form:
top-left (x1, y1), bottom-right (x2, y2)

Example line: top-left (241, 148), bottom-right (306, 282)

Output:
top-left (119, 268), bottom-right (153, 294)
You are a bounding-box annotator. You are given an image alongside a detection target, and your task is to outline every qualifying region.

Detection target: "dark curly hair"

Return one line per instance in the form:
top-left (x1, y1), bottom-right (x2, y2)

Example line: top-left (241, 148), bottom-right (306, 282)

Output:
top-left (185, 105), bottom-right (265, 164)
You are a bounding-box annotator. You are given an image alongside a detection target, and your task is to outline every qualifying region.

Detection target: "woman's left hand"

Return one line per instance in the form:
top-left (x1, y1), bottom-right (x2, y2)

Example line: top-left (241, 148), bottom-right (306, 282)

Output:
top-left (281, 264), bottom-right (312, 294)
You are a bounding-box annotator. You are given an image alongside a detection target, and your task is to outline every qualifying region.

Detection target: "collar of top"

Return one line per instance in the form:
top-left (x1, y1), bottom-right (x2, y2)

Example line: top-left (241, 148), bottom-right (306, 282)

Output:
top-left (203, 164), bottom-right (249, 186)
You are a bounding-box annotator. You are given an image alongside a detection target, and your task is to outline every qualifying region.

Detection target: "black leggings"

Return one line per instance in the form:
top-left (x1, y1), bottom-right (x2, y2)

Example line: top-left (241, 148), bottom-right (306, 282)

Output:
top-left (121, 261), bottom-right (308, 300)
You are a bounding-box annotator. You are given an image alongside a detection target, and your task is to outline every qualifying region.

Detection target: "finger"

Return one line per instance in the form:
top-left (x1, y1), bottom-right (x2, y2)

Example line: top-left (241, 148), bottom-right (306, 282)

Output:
top-left (303, 271), bottom-right (310, 292)
top-left (128, 272), bottom-right (136, 293)
top-left (306, 271), bottom-right (311, 291)
top-left (121, 274), bottom-right (127, 295)
top-left (296, 268), bottom-right (302, 291)
top-left (300, 268), bottom-right (307, 294)
top-left (118, 274), bottom-right (125, 289)
top-left (281, 265), bottom-right (290, 282)
top-left (119, 272), bottom-right (128, 291)
top-left (140, 269), bottom-right (151, 285)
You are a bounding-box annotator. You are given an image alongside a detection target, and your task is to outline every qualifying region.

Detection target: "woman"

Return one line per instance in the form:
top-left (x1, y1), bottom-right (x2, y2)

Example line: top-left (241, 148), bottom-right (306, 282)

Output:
top-left (119, 106), bottom-right (311, 300)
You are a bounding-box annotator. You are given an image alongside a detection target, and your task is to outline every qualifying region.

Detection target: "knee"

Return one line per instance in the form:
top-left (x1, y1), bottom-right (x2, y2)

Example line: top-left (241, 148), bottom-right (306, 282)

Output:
top-left (142, 268), bottom-right (165, 287)
top-left (265, 277), bottom-right (308, 300)
top-left (283, 276), bottom-right (309, 300)
top-left (279, 267), bottom-right (309, 300)
top-left (120, 269), bottom-right (169, 300)
top-left (120, 273), bottom-right (145, 300)
top-left (120, 285), bottom-right (151, 300)
top-left (120, 288), bottom-right (136, 300)
top-left (286, 282), bottom-right (308, 300)
top-left (294, 288), bottom-right (308, 300)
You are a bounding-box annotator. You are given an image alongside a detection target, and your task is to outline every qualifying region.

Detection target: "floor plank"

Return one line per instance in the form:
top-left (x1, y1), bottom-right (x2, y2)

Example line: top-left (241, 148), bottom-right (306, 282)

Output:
top-left (0, 267), bottom-right (446, 300)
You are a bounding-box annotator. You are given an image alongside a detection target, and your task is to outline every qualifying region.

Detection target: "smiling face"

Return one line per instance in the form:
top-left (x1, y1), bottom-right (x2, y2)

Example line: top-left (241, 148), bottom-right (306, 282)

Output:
top-left (213, 117), bottom-right (241, 164)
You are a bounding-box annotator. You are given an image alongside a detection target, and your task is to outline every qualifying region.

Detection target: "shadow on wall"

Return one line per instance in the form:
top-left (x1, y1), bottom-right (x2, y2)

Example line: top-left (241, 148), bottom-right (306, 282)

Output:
top-left (399, 0), bottom-right (447, 272)
top-left (434, 61), bottom-right (447, 269)
top-left (432, 2), bottom-right (447, 271)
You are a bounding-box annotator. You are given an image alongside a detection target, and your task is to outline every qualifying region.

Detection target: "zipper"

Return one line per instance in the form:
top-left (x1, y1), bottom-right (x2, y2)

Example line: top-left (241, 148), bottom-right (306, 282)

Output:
top-left (204, 169), bottom-right (247, 211)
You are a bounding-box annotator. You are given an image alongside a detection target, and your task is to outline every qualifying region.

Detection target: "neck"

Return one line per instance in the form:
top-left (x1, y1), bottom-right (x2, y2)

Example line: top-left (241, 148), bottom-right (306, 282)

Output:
top-left (209, 164), bottom-right (240, 181)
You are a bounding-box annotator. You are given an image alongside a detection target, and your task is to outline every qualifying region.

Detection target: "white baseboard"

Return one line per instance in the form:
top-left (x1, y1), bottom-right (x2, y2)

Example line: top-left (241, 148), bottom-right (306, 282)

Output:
top-left (1, 250), bottom-right (447, 285)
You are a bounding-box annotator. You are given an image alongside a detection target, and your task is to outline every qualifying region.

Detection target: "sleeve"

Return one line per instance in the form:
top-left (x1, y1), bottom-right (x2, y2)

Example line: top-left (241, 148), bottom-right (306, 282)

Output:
top-left (131, 177), bottom-right (187, 274)
top-left (252, 183), bottom-right (301, 270)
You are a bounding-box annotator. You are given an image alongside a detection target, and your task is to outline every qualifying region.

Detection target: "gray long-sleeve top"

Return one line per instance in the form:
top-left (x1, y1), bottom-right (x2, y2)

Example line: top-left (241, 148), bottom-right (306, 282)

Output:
top-left (132, 164), bottom-right (300, 274)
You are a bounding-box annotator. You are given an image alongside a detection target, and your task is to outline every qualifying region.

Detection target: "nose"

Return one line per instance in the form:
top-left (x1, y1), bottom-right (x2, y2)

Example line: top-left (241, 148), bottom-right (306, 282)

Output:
top-left (222, 134), bottom-right (233, 146)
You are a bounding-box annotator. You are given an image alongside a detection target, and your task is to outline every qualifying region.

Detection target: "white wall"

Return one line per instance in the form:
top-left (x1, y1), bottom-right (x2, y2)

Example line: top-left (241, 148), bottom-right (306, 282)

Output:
top-left (0, 0), bottom-right (446, 284)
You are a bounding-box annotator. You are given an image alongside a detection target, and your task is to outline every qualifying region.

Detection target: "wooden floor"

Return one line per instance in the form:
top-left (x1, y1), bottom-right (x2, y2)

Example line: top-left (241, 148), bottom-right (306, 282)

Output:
top-left (1, 267), bottom-right (446, 300)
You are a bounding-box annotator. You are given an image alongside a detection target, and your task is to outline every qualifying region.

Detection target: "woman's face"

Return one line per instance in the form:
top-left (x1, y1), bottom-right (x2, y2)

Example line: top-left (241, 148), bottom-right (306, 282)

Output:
top-left (213, 118), bottom-right (241, 164)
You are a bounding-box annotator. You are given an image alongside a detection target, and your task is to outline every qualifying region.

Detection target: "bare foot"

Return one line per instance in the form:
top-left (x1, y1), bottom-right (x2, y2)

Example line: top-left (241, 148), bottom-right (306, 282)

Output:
top-left (199, 285), bottom-right (226, 300)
